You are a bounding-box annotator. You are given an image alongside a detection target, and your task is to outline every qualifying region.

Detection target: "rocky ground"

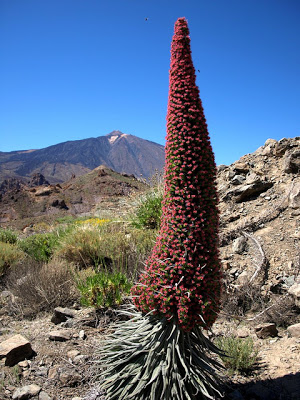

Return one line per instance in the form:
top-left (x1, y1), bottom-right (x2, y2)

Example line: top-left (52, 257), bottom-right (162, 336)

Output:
top-left (0, 306), bottom-right (299, 400)
top-left (0, 136), bottom-right (299, 399)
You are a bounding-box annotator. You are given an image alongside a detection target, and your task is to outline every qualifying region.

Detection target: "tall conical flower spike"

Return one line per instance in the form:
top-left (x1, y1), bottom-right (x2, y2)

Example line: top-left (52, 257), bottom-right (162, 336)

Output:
top-left (132, 17), bottom-right (221, 332)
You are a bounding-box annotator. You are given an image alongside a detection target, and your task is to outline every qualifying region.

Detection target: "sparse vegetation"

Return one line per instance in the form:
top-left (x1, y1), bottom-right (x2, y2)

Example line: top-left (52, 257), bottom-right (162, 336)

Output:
top-left (214, 336), bottom-right (259, 374)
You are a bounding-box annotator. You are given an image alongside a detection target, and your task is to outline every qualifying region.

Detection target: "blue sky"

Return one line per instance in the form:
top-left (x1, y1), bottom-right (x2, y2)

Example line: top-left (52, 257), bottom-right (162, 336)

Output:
top-left (1, 0), bottom-right (299, 165)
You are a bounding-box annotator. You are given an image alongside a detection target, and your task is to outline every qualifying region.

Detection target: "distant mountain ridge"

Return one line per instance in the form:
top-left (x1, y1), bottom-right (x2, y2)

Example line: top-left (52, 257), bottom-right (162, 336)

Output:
top-left (0, 131), bottom-right (165, 183)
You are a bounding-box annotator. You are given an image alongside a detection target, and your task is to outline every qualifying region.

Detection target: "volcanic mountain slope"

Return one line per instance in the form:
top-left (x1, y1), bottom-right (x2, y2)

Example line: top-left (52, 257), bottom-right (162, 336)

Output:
top-left (0, 166), bottom-right (145, 228)
top-left (0, 131), bottom-right (165, 183)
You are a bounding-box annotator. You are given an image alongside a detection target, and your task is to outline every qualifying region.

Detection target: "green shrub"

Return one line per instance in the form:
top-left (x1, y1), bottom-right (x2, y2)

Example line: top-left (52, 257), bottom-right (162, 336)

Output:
top-left (214, 336), bottom-right (258, 374)
top-left (0, 228), bottom-right (18, 244)
top-left (77, 270), bottom-right (132, 308)
top-left (19, 232), bottom-right (59, 262)
top-left (0, 242), bottom-right (25, 275)
top-left (55, 227), bottom-right (124, 269)
top-left (130, 188), bottom-right (163, 230)
top-left (55, 224), bottom-right (156, 278)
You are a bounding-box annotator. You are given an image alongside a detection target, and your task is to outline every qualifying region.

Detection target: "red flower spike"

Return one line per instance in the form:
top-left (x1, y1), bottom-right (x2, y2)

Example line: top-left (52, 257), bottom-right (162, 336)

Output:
top-left (132, 17), bottom-right (221, 332)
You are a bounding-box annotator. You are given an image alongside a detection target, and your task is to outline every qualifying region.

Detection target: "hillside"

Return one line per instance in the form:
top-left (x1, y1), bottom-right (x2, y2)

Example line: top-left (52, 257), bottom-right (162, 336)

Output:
top-left (0, 166), bottom-right (145, 228)
top-left (0, 131), bottom-right (165, 183)
top-left (218, 136), bottom-right (299, 289)
top-left (0, 137), bottom-right (299, 400)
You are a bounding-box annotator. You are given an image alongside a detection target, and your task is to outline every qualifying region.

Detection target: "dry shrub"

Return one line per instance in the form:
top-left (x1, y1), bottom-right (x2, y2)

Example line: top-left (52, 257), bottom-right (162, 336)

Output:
top-left (6, 258), bottom-right (79, 317)
top-left (221, 282), bottom-right (299, 327)
top-left (221, 282), bottom-right (268, 318)
top-left (253, 294), bottom-right (300, 328)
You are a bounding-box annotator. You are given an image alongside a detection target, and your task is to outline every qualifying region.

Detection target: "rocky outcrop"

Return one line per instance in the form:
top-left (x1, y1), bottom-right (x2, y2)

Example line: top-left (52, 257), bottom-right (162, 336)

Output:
top-left (0, 178), bottom-right (25, 194)
top-left (28, 173), bottom-right (50, 187)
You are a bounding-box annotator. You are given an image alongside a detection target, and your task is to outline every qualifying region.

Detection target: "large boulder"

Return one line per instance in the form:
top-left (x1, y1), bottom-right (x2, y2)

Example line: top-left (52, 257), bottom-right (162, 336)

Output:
top-left (0, 334), bottom-right (34, 367)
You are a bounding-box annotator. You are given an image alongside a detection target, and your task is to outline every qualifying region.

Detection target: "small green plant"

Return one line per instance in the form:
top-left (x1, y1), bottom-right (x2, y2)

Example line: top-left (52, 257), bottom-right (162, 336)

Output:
top-left (214, 336), bottom-right (259, 374)
top-left (19, 232), bottom-right (59, 262)
top-left (0, 242), bottom-right (25, 275)
top-left (130, 188), bottom-right (163, 229)
top-left (77, 270), bottom-right (132, 308)
top-left (0, 228), bottom-right (18, 244)
top-left (11, 365), bottom-right (21, 384)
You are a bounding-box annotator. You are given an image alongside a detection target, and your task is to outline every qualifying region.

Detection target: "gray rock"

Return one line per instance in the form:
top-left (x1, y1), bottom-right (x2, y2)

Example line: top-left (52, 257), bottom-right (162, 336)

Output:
top-left (217, 164), bottom-right (227, 172)
top-left (255, 323), bottom-right (278, 339)
top-left (287, 323), bottom-right (300, 338)
top-left (284, 150), bottom-right (300, 173)
top-left (79, 330), bottom-right (86, 340)
top-left (231, 175), bottom-right (246, 185)
top-left (36, 366), bottom-right (48, 377)
top-left (12, 384), bottom-right (41, 400)
top-left (288, 277), bottom-right (300, 307)
top-left (48, 366), bottom-right (59, 379)
top-left (232, 237), bottom-right (247, 254)
top-left (0, 334), bottom-right (33, 367)
top-left (39, 391), bottom-right (53, 400)
top-left (59, 369), bottom-right (82, 387)
top-left (67, 349), bottom-right (80, 359)
top-left (73, 354), bottom-right (87, 364)
top-left (233, 162), bottom-right (249, 174)
top-left (61, 319), bottom-right (75, 328)
top-left (48, 330), bottom-right (72, 342)
top-left (236, 270), bottom-right (251, 285)
top-left (236, 327), bottom-right (250, 338)
top-left (229, 267), bottom-right (239, 277)
top-left (18, 360), bottom-right (29, 368)
top-left (223, 180), bottom-right (273, 202)
top-left (289, 182), bottom-right (300, 209)
top-left (51, 307), bottom-right (76, 325)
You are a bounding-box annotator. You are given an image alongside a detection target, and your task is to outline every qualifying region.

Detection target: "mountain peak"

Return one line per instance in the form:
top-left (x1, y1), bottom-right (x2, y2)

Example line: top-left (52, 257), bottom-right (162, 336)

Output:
top-left (106, 131), bottom-right (129, 144)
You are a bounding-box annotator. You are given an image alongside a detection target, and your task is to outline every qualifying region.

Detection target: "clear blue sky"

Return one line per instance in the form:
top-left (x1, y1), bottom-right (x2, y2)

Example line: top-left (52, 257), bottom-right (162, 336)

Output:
top-left (1, 0), bottom-right (299, 165)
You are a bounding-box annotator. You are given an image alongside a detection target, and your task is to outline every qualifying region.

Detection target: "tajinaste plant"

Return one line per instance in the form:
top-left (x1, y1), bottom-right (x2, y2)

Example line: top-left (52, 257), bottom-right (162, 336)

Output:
top-left (96, 17), bottom-right (223, 400)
